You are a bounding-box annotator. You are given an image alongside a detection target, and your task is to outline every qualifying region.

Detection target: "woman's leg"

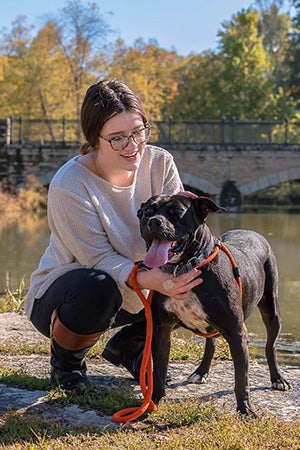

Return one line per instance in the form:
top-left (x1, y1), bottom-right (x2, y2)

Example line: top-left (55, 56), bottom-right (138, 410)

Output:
top-left (31, 268), bottom-right (123, 337)
top-left (30, 268), bottom-right (123, 392)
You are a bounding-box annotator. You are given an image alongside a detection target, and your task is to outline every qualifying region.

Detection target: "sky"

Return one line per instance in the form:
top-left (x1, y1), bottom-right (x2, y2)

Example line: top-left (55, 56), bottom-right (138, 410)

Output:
top-left (0, 0), bottom-right (292, 56)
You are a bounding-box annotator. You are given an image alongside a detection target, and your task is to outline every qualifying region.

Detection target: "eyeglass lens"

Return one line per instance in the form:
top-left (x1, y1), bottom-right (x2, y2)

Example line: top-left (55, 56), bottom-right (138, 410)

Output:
top-left (111, 127), bottom-right (150, 151)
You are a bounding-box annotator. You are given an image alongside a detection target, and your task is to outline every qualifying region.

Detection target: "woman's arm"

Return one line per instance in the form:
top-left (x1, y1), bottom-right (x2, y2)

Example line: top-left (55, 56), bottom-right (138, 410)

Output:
top-left (48, 187), bottom-right (134, 287)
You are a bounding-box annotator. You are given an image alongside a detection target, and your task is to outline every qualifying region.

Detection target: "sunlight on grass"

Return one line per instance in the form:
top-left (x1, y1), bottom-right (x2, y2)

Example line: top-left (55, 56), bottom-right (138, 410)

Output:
top-left (0, 401), bottom-right (299, 449)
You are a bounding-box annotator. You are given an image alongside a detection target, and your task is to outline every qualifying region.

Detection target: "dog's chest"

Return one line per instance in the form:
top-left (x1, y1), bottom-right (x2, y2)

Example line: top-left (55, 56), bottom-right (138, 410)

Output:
top-left (164, 292), bottom-right (209, 333)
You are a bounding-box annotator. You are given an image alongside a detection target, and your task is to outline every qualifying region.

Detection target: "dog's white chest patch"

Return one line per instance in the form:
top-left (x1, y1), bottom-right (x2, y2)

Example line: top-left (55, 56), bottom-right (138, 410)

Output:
top-left (164, 292), bottom-right (209, 332)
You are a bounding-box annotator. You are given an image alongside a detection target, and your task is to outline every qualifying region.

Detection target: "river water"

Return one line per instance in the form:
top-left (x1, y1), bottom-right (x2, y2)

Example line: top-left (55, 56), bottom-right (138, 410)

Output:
top-left (0, 212), bottom-right (299, 364)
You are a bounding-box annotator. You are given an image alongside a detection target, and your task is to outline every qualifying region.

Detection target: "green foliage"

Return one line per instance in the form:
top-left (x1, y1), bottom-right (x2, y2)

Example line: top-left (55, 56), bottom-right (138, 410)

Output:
top-left (245, 180), bottom-right (300, 207)
top-left (4, 274), bottom-right (27, 312)
top-left (217, 8), bottom-right (287, 119)
top-left (0, 1), bottom-right (298, 123)
top-left (287, 1), bottom-right (300, 101)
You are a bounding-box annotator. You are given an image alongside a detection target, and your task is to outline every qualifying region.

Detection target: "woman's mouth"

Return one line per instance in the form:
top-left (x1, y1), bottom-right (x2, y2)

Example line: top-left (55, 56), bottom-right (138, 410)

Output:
top-left (121, 150), bottom-right (139, 160)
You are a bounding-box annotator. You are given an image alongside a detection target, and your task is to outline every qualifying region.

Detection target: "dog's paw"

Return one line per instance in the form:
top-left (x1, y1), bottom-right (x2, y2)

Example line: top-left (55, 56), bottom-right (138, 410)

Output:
top-left (187, 372), bottom-right (208, 384)
top-left (237, 402), bottom-right (258, 419)
top-left (272, 377), bottom-right (292, 391)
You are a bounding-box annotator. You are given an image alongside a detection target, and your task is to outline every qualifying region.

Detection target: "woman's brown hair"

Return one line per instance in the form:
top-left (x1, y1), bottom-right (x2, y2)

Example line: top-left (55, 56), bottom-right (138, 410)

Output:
top-left (80, 79), bottom-right (148, 154)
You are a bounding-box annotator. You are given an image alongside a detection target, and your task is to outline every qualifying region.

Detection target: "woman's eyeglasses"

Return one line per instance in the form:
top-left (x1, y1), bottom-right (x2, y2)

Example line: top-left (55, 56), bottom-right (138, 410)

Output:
top-left (99, 126), bottom-right (151, 151)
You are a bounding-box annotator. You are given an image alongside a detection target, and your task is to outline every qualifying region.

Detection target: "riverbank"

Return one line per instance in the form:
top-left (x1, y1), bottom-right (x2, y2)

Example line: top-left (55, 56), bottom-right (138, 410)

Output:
top-left (0, 312), bottom-right (299, 428)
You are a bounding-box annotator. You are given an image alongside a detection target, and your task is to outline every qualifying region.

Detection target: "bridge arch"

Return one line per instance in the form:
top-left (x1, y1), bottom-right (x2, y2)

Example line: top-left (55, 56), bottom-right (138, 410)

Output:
top-left (180, 172), bottom-right (219, 196)
top-left (238, 166), bottom-right (300, 196)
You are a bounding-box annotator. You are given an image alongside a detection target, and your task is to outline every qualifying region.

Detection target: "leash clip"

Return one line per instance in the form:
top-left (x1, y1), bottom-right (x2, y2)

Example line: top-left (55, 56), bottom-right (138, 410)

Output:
top-left (186, 256), bottom-right (201, 271)
top-left (215, 237), bottom-right (222, 247)
top-left (172, 257), bottom-right (198, 277)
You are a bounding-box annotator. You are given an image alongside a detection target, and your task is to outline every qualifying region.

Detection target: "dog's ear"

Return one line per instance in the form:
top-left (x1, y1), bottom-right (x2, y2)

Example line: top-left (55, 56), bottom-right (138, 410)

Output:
top-left (137, 205), bottom-right (144, 219)
top-left (194, 196), bottom-right (226, 216)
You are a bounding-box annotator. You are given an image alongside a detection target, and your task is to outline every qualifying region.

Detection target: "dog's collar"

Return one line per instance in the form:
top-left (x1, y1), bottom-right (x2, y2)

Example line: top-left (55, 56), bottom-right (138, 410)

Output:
top-left (160, 235), bottom-right (218, 277)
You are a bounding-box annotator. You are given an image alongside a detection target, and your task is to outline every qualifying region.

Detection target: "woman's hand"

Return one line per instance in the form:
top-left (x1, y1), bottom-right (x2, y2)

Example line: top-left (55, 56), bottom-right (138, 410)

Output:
top-left (135, 267), bottom-right (203, 300)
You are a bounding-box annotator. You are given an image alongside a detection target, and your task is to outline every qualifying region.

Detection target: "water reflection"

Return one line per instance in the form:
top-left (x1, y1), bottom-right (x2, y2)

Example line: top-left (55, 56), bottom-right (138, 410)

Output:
top-left (0, 216), bottom-right (50, 291)
top-left (0, 212), bottom-right (299, 362)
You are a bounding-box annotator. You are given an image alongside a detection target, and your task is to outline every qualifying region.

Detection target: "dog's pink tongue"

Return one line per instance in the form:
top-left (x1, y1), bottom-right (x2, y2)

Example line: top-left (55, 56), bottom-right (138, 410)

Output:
top-left (143, 239), bottom-right (172, 268)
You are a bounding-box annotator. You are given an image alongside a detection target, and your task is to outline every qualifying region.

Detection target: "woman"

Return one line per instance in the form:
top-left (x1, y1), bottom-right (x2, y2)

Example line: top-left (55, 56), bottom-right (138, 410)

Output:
top-left (25, 79), bottom-right (202, 393)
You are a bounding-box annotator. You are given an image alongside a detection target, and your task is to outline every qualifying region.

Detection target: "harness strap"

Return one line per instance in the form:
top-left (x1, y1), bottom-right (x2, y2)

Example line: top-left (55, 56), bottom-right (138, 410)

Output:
top-left (194, 239), bottom-right (242, 338)
top-left (112, 238), bottom-right (242, 423)
top-left (218, 241), bottom-right (242, 295)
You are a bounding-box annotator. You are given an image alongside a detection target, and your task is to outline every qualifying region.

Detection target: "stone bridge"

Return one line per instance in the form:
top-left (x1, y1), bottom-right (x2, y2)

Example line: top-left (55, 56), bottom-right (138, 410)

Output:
top-left (1, 117), bottom-right (300, 209)
top-left (171, 145), bottom-right (300, 208)
top-left (1, 141), bottom-right (299, 210)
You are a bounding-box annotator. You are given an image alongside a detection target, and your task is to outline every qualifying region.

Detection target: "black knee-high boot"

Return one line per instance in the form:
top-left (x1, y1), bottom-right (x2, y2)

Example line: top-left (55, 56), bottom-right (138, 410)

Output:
top-left (101, 322), bottom-right (146, 380)
top-left (50, 309), bottom-right (102, 393)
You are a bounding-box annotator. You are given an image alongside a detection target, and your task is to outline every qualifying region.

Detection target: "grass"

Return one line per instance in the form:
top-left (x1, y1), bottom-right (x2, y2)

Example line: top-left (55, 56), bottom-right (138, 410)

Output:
top-left (0, 401), bottom-right (299, 449)
top-left (0, 291), bottom-right (299, 449)
top-left (2, 275), bottom-right (27, 312)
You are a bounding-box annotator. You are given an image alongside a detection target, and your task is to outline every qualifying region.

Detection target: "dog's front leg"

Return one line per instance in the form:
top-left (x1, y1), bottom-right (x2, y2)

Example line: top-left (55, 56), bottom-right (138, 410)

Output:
top-left (187, 337), bottom-right (217, 384)
top-left (151, 293), bottom-right (174, 404)
top-left (226, 323), bottom-right (258, 418)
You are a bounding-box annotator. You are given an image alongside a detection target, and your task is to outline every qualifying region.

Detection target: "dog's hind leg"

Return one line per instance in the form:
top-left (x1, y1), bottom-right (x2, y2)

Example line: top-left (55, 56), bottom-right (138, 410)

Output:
top-left (258, 278), bottom-right (291, 390)
top-left (187, 337), bottom-right (216, 384)
top-left (258, 303), bottom-right (291, 390)
top-left (257, 256), bottom-right (291, 391)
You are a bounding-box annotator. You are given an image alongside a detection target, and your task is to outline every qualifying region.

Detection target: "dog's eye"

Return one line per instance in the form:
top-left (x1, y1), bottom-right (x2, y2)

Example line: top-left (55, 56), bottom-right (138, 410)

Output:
top-left (168, 206), bottom-right (185, 216)
top-left (144, 206), bottom-right (155, 216)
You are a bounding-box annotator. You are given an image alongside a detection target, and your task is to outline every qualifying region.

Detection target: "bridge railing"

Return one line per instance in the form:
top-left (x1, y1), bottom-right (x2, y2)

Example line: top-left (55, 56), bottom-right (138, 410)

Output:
top-left (4, 116), bottom-right (300, 147)
top-left (8, 117), bottom-right (80, 146)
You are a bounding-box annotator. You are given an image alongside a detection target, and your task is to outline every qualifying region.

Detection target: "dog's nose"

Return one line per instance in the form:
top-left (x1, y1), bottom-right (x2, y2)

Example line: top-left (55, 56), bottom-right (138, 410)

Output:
top-left (148, 216), bottom-right (163, 230)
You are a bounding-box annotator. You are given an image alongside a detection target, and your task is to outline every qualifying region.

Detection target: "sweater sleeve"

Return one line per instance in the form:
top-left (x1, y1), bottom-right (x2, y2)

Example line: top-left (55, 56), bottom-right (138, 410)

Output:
top-left (47, 187), bottom-right (134, 287)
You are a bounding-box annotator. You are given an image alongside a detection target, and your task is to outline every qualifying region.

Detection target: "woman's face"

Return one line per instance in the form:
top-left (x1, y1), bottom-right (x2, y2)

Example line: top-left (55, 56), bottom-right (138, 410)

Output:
top-left (97, 111), bottom-right (148, 172)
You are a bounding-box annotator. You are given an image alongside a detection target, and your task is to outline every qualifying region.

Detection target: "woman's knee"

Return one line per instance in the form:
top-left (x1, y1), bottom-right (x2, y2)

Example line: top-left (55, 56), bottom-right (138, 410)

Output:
top-left (76, 270), bottom-right (122, 312)
top-left (58, 269), bottom-right (123, 333)
top-left (31, 269), bottom-right (123, 336)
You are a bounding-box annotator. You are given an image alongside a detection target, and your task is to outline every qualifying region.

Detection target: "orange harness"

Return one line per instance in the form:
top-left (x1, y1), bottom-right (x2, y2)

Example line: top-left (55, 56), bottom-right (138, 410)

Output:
top-left (194, 239), bottom-right (242, 338)
top-left (112, 239), bottom-right (242, 423)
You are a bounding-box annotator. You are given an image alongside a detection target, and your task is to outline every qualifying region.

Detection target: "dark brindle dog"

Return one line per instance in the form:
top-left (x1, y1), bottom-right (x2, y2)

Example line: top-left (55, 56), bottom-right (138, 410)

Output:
top-left (137, 194), bottom-right (291, 417)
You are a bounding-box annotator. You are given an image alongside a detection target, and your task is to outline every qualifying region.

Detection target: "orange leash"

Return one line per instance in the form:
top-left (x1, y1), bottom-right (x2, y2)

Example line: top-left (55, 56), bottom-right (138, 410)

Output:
top-left (112, 239), bottom-right (242, 423)
top-left (112, 264), bottom-right (157, 423)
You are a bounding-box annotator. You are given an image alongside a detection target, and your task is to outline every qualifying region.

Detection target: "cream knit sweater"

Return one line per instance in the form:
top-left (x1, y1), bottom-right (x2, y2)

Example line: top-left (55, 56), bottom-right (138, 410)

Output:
top-left (24, 145), bottom-right (183, 318)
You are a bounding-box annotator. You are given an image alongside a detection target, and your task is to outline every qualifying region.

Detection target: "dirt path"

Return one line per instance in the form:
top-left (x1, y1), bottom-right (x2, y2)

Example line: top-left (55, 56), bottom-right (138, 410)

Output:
top-left (0, 313), bottom-right (299, 429)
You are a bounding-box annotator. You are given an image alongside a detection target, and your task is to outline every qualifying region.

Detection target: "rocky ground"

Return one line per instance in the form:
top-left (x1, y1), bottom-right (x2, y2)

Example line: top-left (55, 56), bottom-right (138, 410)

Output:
top-left (0, 313), bottom-right (299, 430)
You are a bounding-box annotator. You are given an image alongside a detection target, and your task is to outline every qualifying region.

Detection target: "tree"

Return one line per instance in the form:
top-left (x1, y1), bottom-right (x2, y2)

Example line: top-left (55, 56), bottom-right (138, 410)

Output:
top-left (106, 39), bottom-right (184, 121)
top-left (0, 17), bottom-right (34, 117)
top-left (47, 0), bottom-right (111, 120)
top-left (217, 8), bottom-right (274, 118)
top-left (164, 51), bottom-right (225, 120)
top-left (255, 1), bottom-right (292, 92)
top-left (167, 7), bottom-right (294, 120)
top-left (286, 1), bottom-right (300, 102)
top-left (0, 1), bottom-right (111, 122)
